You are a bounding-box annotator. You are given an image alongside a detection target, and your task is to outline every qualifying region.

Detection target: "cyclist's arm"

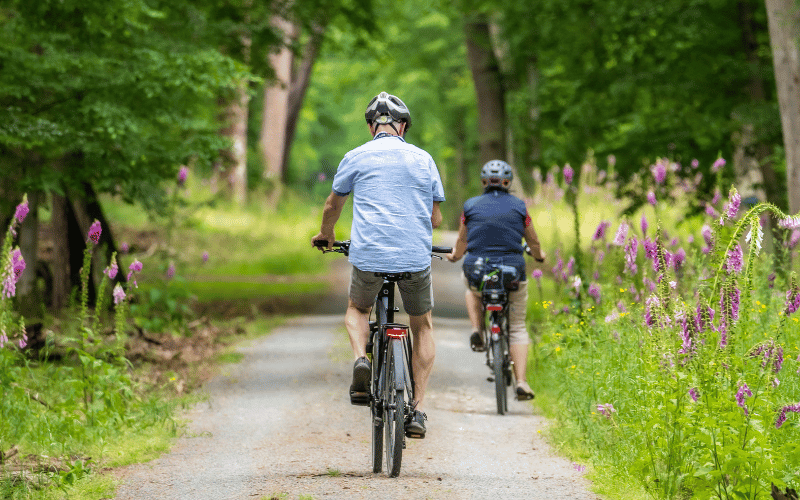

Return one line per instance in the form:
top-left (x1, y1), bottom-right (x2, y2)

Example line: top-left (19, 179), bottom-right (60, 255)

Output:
top-left (312, 191), bottom-right (348, 250)
top-left (431, 201), bottom-right (442, 229)
top-left (524, 223), bottom-right (546, 262)
top-left (446, 220), bottom-right (468, 262)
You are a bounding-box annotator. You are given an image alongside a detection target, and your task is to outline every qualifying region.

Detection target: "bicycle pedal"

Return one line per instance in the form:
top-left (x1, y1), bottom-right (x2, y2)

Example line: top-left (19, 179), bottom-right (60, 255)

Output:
top-left (349, 391), bottom-right (370, 406)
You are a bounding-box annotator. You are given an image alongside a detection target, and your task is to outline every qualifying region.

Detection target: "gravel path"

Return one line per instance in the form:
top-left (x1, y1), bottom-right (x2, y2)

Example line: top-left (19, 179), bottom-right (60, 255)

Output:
top-left (114, 238), bottom-right (600, 500)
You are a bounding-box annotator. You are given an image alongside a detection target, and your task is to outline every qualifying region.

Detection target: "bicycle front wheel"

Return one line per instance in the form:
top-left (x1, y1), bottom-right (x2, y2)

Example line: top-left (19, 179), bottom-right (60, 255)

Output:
top-left (384, 338), bottom-right (405, 477)
top-left (492, 336), bottom-right (508, 415)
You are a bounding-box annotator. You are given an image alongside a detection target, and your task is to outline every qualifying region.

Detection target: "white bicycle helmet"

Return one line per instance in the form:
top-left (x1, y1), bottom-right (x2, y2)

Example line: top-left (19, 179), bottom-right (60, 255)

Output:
top-left (481, 160), bottom-right (514, 187)
top-left (365, 91), bottom-right (412, 130)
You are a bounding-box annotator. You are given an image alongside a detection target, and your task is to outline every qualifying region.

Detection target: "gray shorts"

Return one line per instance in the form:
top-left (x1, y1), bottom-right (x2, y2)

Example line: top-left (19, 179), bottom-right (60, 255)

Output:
top-left (350, 266), bottom-right (433, 316)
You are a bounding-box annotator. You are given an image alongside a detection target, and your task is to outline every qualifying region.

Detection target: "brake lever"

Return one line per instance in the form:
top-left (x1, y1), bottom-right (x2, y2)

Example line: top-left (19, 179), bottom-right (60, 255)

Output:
top-left (431, 254), bottom-right (443, 260)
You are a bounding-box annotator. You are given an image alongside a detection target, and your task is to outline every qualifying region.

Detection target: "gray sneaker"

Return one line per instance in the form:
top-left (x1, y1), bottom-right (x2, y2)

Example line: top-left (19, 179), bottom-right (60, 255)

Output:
top-left (349, 357), bottom-right (370, 406)
top-left (405, 410), bottom-right (427, 439)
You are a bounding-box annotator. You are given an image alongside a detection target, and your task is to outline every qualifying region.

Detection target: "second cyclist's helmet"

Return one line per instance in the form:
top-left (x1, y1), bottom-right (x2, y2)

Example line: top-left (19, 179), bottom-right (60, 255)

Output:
top-left (481, 160), bottom-right (514, 187)
top-left (365, 92), bottom-right (412, 130)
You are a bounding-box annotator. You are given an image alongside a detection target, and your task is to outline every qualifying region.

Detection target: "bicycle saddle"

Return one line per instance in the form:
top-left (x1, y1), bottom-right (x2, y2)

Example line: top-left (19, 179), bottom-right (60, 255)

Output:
top-left (374, 272), bottom-right (412, 281)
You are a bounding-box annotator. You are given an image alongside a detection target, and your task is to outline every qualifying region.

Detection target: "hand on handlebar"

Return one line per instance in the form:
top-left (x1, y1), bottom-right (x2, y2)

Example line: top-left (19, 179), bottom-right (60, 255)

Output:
top-left (311, 233), bottom-right (334, 251)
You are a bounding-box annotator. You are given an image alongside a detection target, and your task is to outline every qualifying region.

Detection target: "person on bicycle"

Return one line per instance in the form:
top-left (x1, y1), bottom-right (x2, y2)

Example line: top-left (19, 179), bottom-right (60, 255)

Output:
top-left (446, 160), bottom-right (545, 401)
top-left (311, 91), bottom-right (445, 438)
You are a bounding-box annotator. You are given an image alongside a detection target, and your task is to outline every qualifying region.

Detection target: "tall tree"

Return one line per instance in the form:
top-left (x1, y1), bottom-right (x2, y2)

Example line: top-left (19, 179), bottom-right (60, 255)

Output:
top-left (0, 0), bottom-right (249, 311)
top-left (765, 0), bottom-right (800, 213)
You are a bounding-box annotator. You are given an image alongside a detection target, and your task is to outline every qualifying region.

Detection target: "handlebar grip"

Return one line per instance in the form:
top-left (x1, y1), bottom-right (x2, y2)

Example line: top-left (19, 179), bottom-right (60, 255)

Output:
top-left (314, 240), bottom-right (346, 248)
top-left (432, 245), bottom-right (453, 254)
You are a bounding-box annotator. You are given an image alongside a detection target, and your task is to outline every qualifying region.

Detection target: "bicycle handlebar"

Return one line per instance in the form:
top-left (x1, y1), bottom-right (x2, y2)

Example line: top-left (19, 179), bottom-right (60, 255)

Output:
top-left (314, 240), bottom-right (452, 255)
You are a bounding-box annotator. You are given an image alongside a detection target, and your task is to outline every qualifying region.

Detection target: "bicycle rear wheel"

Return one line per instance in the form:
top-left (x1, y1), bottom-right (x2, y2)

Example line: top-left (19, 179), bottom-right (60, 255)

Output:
top-left (370, 337), bottom-right (383, 473)
top-left (384, 338), bottom-right (405, 477)
top-left (492, 336), bottom-right (507, 415)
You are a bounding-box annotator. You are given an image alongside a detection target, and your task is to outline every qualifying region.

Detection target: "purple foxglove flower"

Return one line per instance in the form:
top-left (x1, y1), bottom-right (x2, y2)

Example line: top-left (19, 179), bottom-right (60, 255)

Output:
top-left (670, 237), bottom-right (678, 247)
top-left (673, 248), bottom-right (686, 271)
top-left (775, 346), bottom-right (784, 373)
top-left (566, 257), bottom-right (575, 276)
top-left (647, 191), bottom-right (657, 206)
top-left (532, 269), bottom-right (543, 281)
top-left (596, 403), bottom-right (616, 418)
top-left (768, 273), bottom-right (776, 289)
top-left (166, 262), bottom-right (175, 279)
top-left (202, 251), bottom-right (209, 264)
top-left (778, 217), bottom-right (800, 230)
top-left (712, 188), bottom-right (721, 205)
top-left (652, 162), bottom-right (667, 184)
top-left (127, 259), bottom-right (143, 287)
top-left (573, 463), bottom-right (586, 472)
top-left (705, 203), bottom-right (718, 218)
top-left (641, 214), bottom-right (648, 235)
top-left (617, 300), bottom-right (627, 312)
top-left (120, 242), bottom-right (129, 253)
top-left (775, 403), bottom-right (800, 428)
top-left (88, 220), bottom-right (102, 245)
top-left (735, 383), bottom-right (752, 415)
top-left (687, 235), bottom-right (694, 244)
top-left (701, 224), bottom-right (713, 246)
top-left (624, 236), bottom-right (639, 275)
top-left (643, 238), bottom-right (658, 260)
top-left (725, 189), bottom-right (741, 220)
top-left (788, 230), bottom-right (800, 249)
top-left (11, 248), bottom-right (25, 280)
top-left (588, 283), bottom-right (601, 303)
top-left (563, 164), bottom-right (574, 184)
top-left (785, 288), bottom-right (800, 316)
top-left (691, 159), bottom-right (699, 169)
top-left (712, 158), bottom-right (726, 173)
top-left (104, 260), bottom-right (118, 280)
top-left (593, 221), bottom-right (611, 241)
top-left (14, 198), bottom-right (29, 224)
top-left (113, 284), bottom-right (126, 305)
top-left (725, 244), bottom-right (743, 274)
top-left (689, 388), bottom-right (699, 402)
top-left (177, 166), bottom-right (189, 186)
top-left (612, 223), bottom-right (629, 246)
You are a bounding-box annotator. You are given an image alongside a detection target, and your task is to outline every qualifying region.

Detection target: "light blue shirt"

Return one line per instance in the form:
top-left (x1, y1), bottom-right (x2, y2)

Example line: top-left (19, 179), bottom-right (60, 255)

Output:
top-left (332, 134), bottom-right (445, 273)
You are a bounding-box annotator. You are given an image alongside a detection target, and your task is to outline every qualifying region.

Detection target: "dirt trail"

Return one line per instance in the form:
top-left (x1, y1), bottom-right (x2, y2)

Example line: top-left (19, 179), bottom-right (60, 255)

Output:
top-left (114, 236), bottom-right (599, 500)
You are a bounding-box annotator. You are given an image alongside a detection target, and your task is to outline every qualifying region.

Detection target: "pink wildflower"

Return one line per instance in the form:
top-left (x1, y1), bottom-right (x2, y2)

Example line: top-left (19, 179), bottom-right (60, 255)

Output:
top-left (127, 259), bottom-right (143, 288)
top-left (178, 166), bottom-right (189, 186)
top-left (14, 197), bottom-right (29, 224)
top-left (87, 220), bottom-right (102, 245)
top-left (724, 189), bottom-right (741, 220)
top-left (113, 284), bottom-right (126, 305)
top-left (588, 283), bottom-right (601, 303)
top-left (120, 242), bottom-right (129, 253)
top-left (532, 269), bottom-right (543, 281)
top-left (597, 403), bottom-right (616, 418)
top-left (652, 161), bottom-right (667, 184)
top-left (712, 157), bottom-right (726, 173)
top-left (104, 260), bottom-right (118, 280)
top-left (166, 262), bottom-right (176, 279)
top-left (641, 214), bottom-right (648, 235)
top-left (593, 221), bottom-right (611, 241)
top-left (612, 222), bottom-right (629, 246)
top-left (563, 164), bottom-right (574, 184)
top-left (735, 383), bottom-right (752, 415)
top-left (646, 191), bottom-right (657, 206)
top-left (778, 217), bottom-right (800, 230)
top-left (202, 251), bottom-right (209, 264)
top-left (691, 159), bottom-right (699, 169)
top-left (776, 403), bottom-right (800, 428)
top-left (689, 388), bottom-right (699, 402)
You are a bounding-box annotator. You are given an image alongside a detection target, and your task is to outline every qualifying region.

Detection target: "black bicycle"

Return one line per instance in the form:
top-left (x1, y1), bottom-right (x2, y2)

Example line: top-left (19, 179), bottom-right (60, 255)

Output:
top-left (316, 240), bottom-right (451, 477)
top-left (473, 262), bottom-right (520, 415)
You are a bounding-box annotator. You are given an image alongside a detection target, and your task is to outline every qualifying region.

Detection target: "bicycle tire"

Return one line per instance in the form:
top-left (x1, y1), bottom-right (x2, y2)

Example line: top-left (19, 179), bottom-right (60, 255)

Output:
top-left (370, 336), bottom-right (383, 473)
top-left (385, 338), bottom-right (405, 477)
top-left (492, 337), bottom-right (507, 415)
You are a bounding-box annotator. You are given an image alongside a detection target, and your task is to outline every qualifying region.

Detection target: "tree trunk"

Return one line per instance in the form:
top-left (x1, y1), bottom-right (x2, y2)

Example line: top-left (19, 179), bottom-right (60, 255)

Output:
top-left (50, 191), bottom-right (71, 312)
top-left (230, 79), bottom-right (250, 206)
top-left (465, 16), bottom-right (523, 196)
top-left (17, 191), bottom-right (41, 318)
top-left (282, 22), bottom-right (326, 176)
top-left (765, 0), bottom-right (800, 214)
top-left (260, 17), bottom-right (295, 185)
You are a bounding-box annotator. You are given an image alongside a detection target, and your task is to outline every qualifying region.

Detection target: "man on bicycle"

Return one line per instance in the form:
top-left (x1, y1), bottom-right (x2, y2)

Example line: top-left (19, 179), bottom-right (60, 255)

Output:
top-left (311, 91), bottom-right (445, 438)
top-left (446, 160), bottom-right (545, 401)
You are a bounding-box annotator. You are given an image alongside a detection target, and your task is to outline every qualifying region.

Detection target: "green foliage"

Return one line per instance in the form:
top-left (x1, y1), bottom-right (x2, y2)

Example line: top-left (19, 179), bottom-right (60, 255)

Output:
top-left (530, 174), bottom-right (800, 498)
